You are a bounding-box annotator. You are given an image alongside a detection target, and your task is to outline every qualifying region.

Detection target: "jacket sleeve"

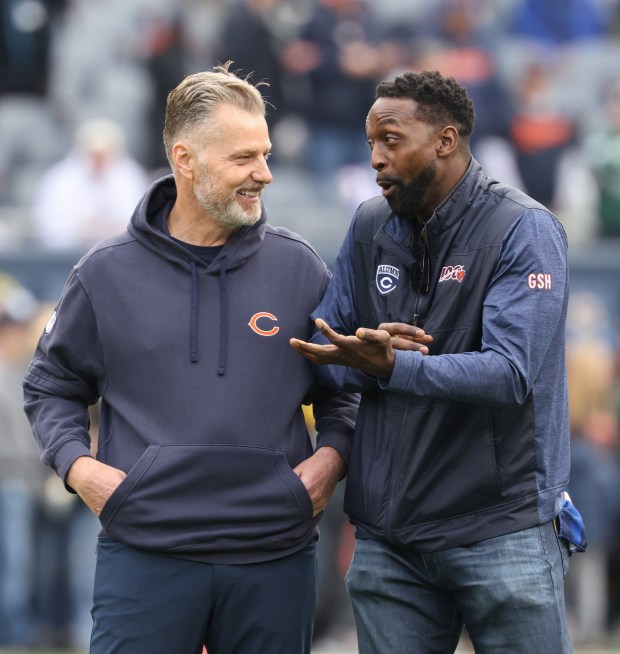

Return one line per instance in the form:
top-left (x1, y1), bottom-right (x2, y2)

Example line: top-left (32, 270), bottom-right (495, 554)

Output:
top-left (309, 214), bottom-right (379, 392)
top-left (23, 269), bottom-right (105, 484)
top-left (384, 209), bottom-right (568, 405)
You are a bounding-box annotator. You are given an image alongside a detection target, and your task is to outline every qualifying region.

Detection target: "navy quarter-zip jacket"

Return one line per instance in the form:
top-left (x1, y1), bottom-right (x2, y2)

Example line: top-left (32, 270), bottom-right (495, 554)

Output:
top-left (311, 159), bottom-right (570, 552)
top-left (23, 175), bottom-right (358, 564)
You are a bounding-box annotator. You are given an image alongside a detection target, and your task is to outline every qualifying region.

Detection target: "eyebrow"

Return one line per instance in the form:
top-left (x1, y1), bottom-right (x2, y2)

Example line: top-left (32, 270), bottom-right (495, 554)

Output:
top-left (376, 116), bottom-right (401, 127)
top-left (231, 147), bottom-right (272, 157)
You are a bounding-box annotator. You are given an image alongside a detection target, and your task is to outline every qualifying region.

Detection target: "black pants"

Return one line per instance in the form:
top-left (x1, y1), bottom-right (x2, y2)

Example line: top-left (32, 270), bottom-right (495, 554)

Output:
top-left (90, 538), bottom-right (318, 654)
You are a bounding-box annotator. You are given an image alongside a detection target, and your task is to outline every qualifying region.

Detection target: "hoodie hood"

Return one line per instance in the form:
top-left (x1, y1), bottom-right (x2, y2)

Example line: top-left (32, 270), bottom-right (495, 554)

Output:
top-left (127, 175), bottom-right (268, 372)
top-left (127, 174), bottom-right (268, 275)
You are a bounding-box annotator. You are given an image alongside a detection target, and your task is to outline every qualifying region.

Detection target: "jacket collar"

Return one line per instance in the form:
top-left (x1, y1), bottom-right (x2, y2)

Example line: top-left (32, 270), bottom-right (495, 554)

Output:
top-left (426, 157), bottom-right (487, 235)
top-left (376, 158), bottom-right (489, 259)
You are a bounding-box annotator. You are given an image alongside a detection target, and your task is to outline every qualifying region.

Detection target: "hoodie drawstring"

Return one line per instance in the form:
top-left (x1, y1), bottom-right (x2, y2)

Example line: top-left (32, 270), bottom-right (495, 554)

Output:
top-left (189, 260), bottom-right (199, 363)
top-left (217, 256), bottom-right (228, 376)
top-left (188, 257), bottom-right (228, 376)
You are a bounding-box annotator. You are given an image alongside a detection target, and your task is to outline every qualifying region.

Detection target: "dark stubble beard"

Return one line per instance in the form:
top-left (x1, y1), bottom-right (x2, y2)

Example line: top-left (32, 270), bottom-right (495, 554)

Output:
top-left (386, 160), bottom-right (437, 223)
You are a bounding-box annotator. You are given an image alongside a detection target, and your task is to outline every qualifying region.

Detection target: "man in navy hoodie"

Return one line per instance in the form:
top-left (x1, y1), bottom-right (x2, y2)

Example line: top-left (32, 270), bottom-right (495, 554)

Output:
top-left (291, 70), bottom-right (585, 653)
top-left (23, 63), bottom-right (357, 654)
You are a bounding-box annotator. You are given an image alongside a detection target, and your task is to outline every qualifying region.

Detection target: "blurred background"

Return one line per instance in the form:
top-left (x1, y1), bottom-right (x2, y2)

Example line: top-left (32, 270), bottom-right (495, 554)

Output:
top-left (2, 0), bottom-right (620, 651)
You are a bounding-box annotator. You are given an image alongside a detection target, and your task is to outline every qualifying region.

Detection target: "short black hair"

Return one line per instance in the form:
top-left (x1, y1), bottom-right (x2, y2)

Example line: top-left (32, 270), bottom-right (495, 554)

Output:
top-left (376, 70), bottom-right (475, 142)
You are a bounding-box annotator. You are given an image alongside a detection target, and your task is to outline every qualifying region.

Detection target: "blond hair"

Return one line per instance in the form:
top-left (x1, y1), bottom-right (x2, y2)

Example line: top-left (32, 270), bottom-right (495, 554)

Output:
top-left (163, 62), bottom-right (266, 167)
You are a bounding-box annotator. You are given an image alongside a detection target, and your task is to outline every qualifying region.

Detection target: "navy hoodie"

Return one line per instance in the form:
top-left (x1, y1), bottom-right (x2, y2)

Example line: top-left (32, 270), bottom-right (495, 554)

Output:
top-left (23, 175), bottom-right (358, 564)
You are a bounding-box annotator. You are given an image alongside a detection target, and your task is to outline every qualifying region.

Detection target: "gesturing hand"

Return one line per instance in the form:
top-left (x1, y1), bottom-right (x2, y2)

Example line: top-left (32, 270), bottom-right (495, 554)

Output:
top-left (377, 322), bottom-right (433, 353)
top-left (290, 319), bottom-right (431, 378)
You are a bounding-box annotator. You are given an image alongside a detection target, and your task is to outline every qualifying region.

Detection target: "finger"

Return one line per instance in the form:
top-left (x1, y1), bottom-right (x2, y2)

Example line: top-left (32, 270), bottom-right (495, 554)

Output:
top-left (378, 322), bottom-right (428, 339)
top-left (314, 318), bottom-right (344, 344)
top-left (290, 339), bottom-right (343, 365)
top-left (391, 336), bottom-right (429, 354)
top-left (394, 333), bottom-right (433, 344)
top-left (354, 327), bottom-right (390, 345)
top-left (290, 339), bottom-right (338, 356)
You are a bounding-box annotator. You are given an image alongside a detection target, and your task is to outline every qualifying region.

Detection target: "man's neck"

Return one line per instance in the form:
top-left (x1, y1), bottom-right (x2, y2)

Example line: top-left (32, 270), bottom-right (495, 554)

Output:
top-left (167, 199), bottom-right (235, 247)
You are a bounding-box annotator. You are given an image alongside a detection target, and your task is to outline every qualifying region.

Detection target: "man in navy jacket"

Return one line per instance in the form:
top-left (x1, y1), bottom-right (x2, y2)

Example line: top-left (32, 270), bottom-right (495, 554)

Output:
top-left (291, 70), bottom-right (583, 653)
top-left (23, 63), bottom-right (357, 654)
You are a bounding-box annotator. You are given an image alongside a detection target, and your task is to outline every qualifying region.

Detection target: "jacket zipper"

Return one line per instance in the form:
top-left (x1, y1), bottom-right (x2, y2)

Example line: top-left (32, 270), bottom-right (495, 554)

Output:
top-left (412, 292), bottom-right (422, 326)
top-left (386, 404), bottom-right (409, 541)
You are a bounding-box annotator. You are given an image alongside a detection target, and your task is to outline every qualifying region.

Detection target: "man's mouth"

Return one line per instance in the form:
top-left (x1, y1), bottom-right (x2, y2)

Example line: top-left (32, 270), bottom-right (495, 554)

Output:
top-left (377, 178), bottom-right (399, 198)
top-left (237, 188), bottom-right (262, 201)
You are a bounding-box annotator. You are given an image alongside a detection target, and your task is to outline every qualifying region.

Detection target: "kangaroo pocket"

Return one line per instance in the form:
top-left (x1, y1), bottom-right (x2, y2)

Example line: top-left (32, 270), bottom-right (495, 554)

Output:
top-left (98, 444), bottom-right (315, 556)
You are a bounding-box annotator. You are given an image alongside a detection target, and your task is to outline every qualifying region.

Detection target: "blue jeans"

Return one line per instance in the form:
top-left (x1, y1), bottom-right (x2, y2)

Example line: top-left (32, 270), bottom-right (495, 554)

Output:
top-left (345, 521), bottom-right (572, 654)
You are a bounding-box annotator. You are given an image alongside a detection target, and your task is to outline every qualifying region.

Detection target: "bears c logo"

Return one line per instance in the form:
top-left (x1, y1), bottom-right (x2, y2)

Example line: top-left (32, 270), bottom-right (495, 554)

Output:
top-left (248, 312), bottom-right (280, 336)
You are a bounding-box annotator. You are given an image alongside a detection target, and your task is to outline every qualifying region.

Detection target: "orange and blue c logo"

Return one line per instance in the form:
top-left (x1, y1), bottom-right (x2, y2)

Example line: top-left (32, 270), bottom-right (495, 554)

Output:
top-left (248, 312), bottom-right (280, 336)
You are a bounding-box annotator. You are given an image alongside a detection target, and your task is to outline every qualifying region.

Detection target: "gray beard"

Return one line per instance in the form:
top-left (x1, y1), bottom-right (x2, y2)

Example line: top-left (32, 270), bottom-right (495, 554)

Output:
top-left (193, 173), bottom-right (262, 229)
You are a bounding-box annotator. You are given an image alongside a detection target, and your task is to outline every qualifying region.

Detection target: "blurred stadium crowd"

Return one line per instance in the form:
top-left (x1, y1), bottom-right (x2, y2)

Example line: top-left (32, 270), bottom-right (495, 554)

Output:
top-left (2, 0), bottom-right (620, 650)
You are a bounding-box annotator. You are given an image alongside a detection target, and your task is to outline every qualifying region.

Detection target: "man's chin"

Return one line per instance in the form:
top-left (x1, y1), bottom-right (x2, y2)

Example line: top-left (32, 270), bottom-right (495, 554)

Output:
top-left (216, 207), bottom-right (261, 229)
top-left (385, 196), bottom-right (402, 216)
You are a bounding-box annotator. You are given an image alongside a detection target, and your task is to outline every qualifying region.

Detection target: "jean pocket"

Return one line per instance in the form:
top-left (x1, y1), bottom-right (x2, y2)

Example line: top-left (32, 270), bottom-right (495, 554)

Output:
top-left (551, 519), bottom-right (570, 577)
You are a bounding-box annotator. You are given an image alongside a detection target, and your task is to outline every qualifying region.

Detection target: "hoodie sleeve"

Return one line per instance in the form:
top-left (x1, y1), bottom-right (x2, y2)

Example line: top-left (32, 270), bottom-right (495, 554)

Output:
top-left (302, 248), bottom-right (361, 465)
top-left (384, 209), bottom-right (568, 405)
top-left (309, 214), bottom-right (380, 392)
top-left (311, 385), bottom-right (359, 464)
top-left (23, 269), bottom-right (105, 485)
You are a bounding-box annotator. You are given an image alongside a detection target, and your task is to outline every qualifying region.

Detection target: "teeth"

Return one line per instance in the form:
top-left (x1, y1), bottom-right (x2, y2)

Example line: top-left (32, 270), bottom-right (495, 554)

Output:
top-left (239, 190), bottom-right (260, 197)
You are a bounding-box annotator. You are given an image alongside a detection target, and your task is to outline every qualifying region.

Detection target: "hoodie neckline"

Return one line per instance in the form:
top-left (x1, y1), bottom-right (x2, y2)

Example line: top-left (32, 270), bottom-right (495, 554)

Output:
top-left (127, 175), bottom-right (268, 276)
top-left (128, 175), bottom-right (266, 374)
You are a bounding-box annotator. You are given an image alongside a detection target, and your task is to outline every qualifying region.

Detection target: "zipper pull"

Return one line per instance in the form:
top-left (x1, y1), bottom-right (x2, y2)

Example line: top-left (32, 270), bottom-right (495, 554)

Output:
top-left (412, 313), bottom-right (419, 326)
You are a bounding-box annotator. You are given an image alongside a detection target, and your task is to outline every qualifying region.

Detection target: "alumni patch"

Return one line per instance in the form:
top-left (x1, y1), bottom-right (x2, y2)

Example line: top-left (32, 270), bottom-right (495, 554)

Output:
top-left (376, 265), bottom-right (399, 295)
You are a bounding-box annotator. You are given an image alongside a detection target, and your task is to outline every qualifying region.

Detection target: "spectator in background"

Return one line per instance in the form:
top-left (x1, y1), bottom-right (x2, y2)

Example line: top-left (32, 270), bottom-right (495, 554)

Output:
top-left (34, 403), bottom-right (100, 651)
top-left (568, 409), bottom-right (620, 647)
top-left (141, 13), bottom-right (188, 171)
top-left (0, 0), bottom-right (68, 207)
top-left (419, 0), bottom-right (513, 155)
top-left (565, 291), bottom-right (620, 647)
top-left (214, 0), bottom-right (290, 132)
top-left (582, 77), bottom-right (620, 238)
top-left (415, 0), bottom-right (520, 189)
top-left (32, 118), bottom-right (150, 252)
top-left (509, 0), bottom-right (607, 47)
top-left (0, 273), bottom-right (43, 647)
top-left (508, 62), bottom-right (576, 210)
top-left (281, 0), bottom-right (396, 206)
top-left (0, 0), bottom-right (67, 97)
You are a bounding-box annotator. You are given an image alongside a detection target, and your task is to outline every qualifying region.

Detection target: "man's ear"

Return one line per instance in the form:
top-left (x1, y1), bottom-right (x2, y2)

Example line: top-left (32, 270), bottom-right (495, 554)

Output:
top-left (171, 142), bottom-right (195, 180)
top-left (436, 126), bottom-right (459, 157)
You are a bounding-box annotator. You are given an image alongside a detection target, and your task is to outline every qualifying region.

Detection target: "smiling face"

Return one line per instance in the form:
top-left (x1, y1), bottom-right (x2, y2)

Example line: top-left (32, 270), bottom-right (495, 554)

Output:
top-left (191, 104), bottom-right (273, 229)
top-left (366, 97), bottom-right (441, 223)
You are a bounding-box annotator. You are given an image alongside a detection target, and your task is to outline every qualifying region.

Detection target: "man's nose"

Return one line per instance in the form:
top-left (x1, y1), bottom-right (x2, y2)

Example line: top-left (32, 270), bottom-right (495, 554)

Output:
top-left (253, 157), bottom-right (273, 185)
top-left (370, 146), bottom-right (386, 171)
